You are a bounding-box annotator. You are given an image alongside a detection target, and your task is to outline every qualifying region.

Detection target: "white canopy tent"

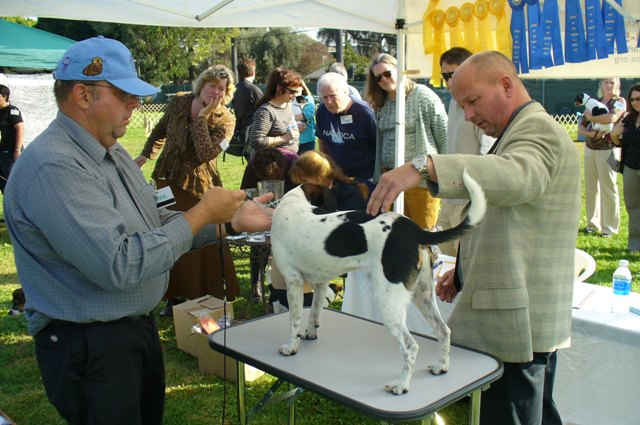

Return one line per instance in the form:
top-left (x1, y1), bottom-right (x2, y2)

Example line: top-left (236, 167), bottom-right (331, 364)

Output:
top-left (3, 0), bottom-right (639, 207)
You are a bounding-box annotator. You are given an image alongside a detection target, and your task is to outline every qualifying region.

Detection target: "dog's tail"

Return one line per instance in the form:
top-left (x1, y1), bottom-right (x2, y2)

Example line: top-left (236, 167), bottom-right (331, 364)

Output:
top-left (417, 168), bottom-right (486, 245)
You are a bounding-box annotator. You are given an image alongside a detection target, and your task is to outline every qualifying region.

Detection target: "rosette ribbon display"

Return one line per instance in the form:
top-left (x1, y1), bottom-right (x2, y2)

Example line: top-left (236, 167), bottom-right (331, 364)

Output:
top-left (509, 0), bottom-right (529, 73)
top-left (565, 0), bottom-right (588, 62)
top-left (475, 0), bottom-right (495, 51)
top-left (585, 0), bottom-right (608, 60)
top-left (602, 0), bottom-right (627, 55)
top-left (490, 0), bottom-right (512, 58)
top-left (540, 0), bottom-right (564, 68)
top-left (460, 2), bottom-right (478, 52)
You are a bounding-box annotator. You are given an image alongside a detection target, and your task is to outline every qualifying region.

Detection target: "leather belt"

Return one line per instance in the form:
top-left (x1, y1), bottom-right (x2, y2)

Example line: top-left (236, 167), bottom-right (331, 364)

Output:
top-left (49, 311), bottom-right (153, 327)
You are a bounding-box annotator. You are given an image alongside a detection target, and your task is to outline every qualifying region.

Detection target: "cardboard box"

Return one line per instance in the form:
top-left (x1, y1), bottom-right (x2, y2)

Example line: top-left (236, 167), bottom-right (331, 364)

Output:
top-left (173, 295), bottom-right (233, 357)
top-left (196, 330), bottom-right (265, 382)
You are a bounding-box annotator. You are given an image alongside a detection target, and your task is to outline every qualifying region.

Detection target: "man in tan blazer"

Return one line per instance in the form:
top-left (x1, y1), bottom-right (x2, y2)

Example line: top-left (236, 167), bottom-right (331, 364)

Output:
top-left (367, 51), bottom-right (581, 425)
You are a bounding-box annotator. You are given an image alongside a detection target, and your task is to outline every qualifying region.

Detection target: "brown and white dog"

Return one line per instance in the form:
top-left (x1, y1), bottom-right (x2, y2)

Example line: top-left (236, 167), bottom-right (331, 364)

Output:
top-left (271, 169), bottom-right (486, 395)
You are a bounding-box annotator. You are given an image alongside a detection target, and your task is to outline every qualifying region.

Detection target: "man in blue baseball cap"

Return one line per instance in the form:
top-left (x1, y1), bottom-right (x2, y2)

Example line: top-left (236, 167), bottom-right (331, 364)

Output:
top-left (3, 36), bottom-right (273, 424)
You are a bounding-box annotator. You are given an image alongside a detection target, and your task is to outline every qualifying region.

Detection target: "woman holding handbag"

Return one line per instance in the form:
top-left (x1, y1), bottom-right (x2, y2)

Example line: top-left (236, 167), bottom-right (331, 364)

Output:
top-left (610, 83), bottom-right (640, 253)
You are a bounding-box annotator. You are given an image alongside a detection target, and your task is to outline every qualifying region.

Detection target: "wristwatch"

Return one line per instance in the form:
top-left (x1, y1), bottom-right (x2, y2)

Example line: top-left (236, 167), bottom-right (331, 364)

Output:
top-left (411, 155), bottom-right (430, 182)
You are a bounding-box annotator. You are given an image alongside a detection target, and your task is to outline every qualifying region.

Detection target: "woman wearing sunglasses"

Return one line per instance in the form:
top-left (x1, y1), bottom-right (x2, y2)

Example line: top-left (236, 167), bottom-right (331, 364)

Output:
top-left (247, 67), bottom-right (302, 160)
top-left (610, 83), bottom-right (640, 253)
top-left (365, 53), bottom-right (448, 230)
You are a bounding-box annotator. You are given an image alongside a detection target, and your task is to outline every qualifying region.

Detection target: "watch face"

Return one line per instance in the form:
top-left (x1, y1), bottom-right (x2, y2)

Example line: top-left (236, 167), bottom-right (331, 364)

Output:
top-left (412, 156), bottom-right (426, 171)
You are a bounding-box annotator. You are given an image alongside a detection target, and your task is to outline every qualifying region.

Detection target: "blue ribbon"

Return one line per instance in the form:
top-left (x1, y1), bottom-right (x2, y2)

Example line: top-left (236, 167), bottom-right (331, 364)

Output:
top-left (565, 0), bottom-right (588, 63)
top-left (585, 0), bottom-right (608, 60)
top-left (540, 0), bottom-right (564, 67)
top-left (509, 0), bottom-right (529, 73)
top-left (527, 0), bottom-right (543, 69)
top-left (602, 0), bottom-right (628, 54)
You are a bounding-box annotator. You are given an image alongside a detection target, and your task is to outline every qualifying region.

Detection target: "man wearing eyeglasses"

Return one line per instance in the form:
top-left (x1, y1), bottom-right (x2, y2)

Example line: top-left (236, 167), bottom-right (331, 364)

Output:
top-left (3, 36), bottom-right (273, 424)
top-left (436, 47), bottom-right (495, 256)
top-left (315, 72), bottom-right (377, 190)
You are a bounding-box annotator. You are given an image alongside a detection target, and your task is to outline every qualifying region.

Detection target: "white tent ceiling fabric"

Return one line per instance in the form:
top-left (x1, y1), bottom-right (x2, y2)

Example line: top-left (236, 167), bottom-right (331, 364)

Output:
top-left (2, 0), bottom-right (639, 78)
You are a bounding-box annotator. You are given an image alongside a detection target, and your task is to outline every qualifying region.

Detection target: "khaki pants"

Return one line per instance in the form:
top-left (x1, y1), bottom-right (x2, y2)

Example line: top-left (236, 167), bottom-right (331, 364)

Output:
top-left (435, 200), bottom-right (468, 256)
top-left (404, 186), bottom-right (440, 230)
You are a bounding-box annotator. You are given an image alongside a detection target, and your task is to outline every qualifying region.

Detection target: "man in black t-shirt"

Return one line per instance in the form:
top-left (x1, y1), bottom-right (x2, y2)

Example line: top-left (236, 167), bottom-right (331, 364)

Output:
top-left (0, 84), bottom-right (24, 193)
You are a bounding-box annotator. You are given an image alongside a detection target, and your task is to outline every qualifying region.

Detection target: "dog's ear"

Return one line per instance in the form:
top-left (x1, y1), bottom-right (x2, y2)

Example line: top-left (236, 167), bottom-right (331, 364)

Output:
top-left (574, 94), bottom-right (583, 105)
top-left (319, 187), bottom-right (338, 212)
top-left (300, 183), bottom-right (338, 211)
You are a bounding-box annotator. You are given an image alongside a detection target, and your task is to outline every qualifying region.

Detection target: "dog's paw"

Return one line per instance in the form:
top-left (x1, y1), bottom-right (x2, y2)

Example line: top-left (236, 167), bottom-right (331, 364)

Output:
top-left (279, 343), bottom-right (298, 356)
top-left (384, 381), bottom-right (409, 395)
top-left (427, 362), bottom-right (449, 375)
top-left (302, 328), bottom-right (319, 340)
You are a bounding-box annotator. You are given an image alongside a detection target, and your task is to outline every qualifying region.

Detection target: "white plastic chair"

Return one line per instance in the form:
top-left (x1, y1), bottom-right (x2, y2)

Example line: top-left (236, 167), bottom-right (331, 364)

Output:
top-left (574, 249), bottom-right (596, 282)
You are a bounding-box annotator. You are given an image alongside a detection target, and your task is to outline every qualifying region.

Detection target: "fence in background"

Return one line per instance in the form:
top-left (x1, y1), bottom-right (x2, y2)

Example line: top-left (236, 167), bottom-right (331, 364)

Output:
top-left (130, 105), bottom-right (583, 141)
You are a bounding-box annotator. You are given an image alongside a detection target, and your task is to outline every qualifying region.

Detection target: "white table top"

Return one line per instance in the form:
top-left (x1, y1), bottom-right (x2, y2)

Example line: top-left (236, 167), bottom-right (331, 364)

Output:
top-left (210, 308), bottom-right (502, 422)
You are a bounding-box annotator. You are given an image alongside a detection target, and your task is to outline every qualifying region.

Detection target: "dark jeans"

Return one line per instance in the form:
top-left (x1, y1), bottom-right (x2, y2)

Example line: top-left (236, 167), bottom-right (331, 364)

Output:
top-left (35, 314), bottom-right (165, 425)
top-left (0, 151), bottom-right (14, 194)
top-left (480, 351), bottom-right (562, 425)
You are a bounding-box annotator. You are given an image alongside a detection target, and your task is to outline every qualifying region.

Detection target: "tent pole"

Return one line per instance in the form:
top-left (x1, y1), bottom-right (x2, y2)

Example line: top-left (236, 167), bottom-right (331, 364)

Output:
top-left (393, 18), bottom-right (407, 214)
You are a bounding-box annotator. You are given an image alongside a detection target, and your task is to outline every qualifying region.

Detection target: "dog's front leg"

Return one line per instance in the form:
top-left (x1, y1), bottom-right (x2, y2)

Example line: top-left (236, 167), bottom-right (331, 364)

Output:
top-left (279, 279), bottom-right (305, 356)
top-left (303, 282), bottom-right (329, 340)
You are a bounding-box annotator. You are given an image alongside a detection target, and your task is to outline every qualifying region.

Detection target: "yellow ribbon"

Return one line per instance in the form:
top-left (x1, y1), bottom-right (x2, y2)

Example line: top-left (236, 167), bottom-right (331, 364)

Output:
top-left (446, 6), bottom-right (464, 48)
top-left (475, 0), bottom-right (495, 51)
top-left (430, 9), bottom-right (446, 87)
top-left (489, 0), bottom-right (512, 58)
top-left (460, 2), bottom-right (478, 52)
top-left (423, 0), bottom-right (440, 54)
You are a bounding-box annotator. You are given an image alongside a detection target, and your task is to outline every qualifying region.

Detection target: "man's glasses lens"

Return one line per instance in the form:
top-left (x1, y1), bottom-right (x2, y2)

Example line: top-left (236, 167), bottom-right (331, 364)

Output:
top-left (375, 70), bottom-right (393, 82)
top-left (441, 72), bottom-right (454, 82)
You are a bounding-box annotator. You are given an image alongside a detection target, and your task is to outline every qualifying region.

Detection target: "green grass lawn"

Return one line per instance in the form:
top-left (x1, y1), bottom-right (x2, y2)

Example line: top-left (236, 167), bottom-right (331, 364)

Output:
top-left (0, 127), bottom-right (637, 424)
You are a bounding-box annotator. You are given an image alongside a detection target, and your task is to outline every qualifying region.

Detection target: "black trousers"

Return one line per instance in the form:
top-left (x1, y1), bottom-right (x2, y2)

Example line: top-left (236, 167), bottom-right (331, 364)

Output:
top-left (480, 351), bottom-right (563, 425)
top-left (0, 152), bottom-right (14, 194)
top-left (35, 314), bottom-right (165, 425)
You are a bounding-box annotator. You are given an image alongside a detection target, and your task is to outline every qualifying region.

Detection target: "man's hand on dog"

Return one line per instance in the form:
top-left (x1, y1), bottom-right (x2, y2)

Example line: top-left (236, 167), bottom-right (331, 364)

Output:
top-left (436, 269), bottom-right (459, 303)
top-left (367, 163), bottom-right (421, 215)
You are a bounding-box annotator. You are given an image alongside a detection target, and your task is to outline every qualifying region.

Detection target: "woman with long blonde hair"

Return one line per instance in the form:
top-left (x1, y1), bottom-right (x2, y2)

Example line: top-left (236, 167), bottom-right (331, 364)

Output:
top-left (365, 53), bottom-right (447, 230)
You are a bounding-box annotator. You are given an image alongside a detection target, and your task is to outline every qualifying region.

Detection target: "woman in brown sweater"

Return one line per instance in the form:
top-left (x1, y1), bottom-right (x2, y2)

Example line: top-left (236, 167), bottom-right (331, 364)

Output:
top-left (135, 65), bottom-right (239, 314)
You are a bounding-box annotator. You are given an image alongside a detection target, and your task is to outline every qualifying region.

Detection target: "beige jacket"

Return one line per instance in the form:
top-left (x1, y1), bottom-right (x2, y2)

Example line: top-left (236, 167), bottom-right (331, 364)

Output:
top-left (431, 102), bottom-right (581, 362)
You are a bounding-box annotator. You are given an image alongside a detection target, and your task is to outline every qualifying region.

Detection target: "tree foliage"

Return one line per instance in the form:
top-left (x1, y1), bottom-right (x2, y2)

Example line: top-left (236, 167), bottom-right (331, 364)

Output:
top-left (35, 19), bottom-right (238, 86)
top-left (3, 17), bottom-right (37, 27)
top-left (317, 28), bottom-right (397, 80)
top-left (234, 28), bottom-right (329, 82)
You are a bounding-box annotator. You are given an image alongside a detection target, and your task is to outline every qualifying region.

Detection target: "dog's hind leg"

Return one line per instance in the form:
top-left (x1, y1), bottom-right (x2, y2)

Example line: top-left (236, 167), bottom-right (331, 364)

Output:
top-left (302, 282), bottom-right (329, 341)
top-left (279, 276), bottom-right (305, 356)
top-left (412, 266), bottom-right (450, 375)
top-left (374, 283), bottom-right (418, 395)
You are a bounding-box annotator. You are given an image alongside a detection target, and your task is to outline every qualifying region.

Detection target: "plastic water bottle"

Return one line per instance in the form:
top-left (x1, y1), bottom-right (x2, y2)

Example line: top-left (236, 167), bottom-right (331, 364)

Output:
top-left (611, 259), bottom-right (632, 314)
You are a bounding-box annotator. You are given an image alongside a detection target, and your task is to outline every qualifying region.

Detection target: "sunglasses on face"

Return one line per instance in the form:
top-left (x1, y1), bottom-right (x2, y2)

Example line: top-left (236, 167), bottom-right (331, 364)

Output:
top-left (374, 70), bottom-right (393, 82)
top-left (285, 87), bottom-right (301, 94)
top-left (83, 83), bottom-right (141, 103)
top-left (630, 97), bottom-right (640, 103)
top-left (441, 71), bottom-right (454, 82)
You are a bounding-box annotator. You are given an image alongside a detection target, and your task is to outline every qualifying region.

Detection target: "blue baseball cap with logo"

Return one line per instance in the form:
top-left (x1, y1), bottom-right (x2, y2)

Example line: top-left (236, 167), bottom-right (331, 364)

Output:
top-left (54, 36), bottom-right (159, 97)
